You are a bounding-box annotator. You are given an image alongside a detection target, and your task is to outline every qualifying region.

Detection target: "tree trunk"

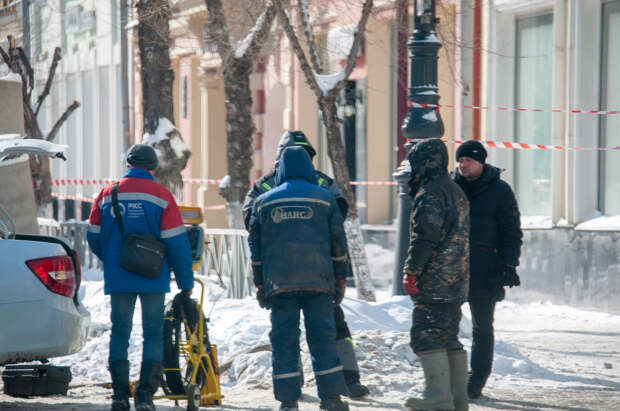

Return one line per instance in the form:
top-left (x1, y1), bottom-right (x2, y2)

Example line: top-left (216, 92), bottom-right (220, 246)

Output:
top-left (136, 0), bottom-right (190, 197)
top-left (321, 97), bottom-right (376, 302)
top-left (220, 60), bottom-right (255, 229)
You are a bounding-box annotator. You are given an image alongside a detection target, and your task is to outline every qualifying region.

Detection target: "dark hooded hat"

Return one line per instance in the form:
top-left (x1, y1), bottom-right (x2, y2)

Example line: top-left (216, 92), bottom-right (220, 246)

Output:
top-left (275, 146), bottom-right (318, 186)
top-left (407, 138), bottom-right (449, 196)
top-left (274, 130), bottom-right (316, 166)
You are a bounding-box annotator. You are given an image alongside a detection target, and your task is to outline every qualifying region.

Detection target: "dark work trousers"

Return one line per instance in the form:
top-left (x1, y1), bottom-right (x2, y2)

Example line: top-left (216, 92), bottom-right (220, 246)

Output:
top-left (410, 302), bottom-right (464, 353)
top-left (270, 292), bottom-right (347, 402)
top-left (334, 304), bottom-right (360, 385)
top-left (468, 297), bottom-right (497, 390)
top-left (334, 304), bottom-right (351, 340)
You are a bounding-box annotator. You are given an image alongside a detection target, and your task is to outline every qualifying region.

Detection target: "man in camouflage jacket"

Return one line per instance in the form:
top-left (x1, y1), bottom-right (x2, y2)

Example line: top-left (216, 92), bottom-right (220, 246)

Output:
top-left (402, 138), bottom-right (470, 411)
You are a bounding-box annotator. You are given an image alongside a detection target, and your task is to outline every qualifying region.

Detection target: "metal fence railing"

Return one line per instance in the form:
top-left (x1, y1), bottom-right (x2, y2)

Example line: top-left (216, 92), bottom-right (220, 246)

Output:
top-left (198, 228), bottom-right (252, 299)
top-left (37, 219), bottom-right (252, 298)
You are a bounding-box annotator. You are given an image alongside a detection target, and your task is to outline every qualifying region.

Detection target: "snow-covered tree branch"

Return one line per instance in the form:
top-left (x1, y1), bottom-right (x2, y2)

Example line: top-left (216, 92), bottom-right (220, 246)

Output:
top-left (272, 0), bottom-right (376, 301)
top-left (204, 0), bottom-right (276, 228)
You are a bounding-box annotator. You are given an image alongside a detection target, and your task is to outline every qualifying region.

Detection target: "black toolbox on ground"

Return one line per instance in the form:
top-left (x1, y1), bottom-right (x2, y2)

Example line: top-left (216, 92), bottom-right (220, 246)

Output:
top-left (2, 364), bottom-right (72, 397)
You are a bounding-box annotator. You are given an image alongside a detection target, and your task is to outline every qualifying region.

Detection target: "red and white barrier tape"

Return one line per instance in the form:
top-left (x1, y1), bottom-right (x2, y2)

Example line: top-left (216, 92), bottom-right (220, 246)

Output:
top-left (447, 139), bottom-right (620, 151)
top-left (50, 136), bottom-right (620, 192)
top-left (408, 101), bottom-right (620, 116)
top-left (203, 204), bottom-right (226, 211)
top-left (52, 193), bottom-right (95, 203)
top-left (51, 178), bottom-right (398, 186)
top-left (52, 179), bottom-right (115, 186)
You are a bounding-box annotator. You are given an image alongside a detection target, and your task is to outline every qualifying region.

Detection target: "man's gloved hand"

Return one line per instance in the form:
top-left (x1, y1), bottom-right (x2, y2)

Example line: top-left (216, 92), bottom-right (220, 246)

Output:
top-left (177, 289), bottom-right (199, 325)
top-left (333, 278), bottom-right (346, 305)
top-left (256, 285), bottom-right (271, 309)
top-left (501, 265), bottom-right (520, 287)
top-left (402, 273), bottom-right (419, 295)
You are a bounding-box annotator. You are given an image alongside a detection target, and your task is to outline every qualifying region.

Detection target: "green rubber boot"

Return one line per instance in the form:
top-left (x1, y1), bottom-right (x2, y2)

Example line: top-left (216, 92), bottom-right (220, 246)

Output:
top-left (448, 350), bottom-right (469, 411)
top-left (405, 349), bottom-right (454, 411)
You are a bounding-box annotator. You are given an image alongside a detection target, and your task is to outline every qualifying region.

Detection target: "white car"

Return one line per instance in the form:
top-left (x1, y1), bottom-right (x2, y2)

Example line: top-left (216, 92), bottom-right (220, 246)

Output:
top-left (0, 137), bottom-right (90, 365)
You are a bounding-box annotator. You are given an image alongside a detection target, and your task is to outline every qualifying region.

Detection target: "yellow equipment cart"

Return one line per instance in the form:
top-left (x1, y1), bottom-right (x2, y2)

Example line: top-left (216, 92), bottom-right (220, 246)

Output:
top-left (158, 206), bottom-right (222, 410)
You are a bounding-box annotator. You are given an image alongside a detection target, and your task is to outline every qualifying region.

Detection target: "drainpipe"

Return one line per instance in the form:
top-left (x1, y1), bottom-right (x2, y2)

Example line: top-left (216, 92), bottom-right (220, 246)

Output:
top-left (21, 0), bottom-right (30, 61)
top-left (473, 0), bottom-right (481, 139)
top-left (120, 0), bottom-right (131, 151)
top-left (396, 0), bottom-right (409, 164)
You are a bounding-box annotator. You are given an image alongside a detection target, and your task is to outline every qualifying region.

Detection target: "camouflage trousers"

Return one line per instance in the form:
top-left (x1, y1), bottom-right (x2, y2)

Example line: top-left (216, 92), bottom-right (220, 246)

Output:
top-left (410, 302), bottom-right (464, 353)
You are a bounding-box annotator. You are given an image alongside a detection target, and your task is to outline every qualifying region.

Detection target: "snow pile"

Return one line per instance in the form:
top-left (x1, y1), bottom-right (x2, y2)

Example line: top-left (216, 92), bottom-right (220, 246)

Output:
top-left (365, 243), bottom-right (395, 287)
top-left (0, 72), bottom-right (22, 83)
top-left (142, 118), bottom-right (177, 145)
top-left (51, 243), bottom-right (620, 409)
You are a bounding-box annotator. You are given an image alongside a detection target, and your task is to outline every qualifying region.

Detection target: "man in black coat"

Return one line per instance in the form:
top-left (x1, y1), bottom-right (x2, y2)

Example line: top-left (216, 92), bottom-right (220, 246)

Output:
top-left (453, 140), bottom-right (523, 399)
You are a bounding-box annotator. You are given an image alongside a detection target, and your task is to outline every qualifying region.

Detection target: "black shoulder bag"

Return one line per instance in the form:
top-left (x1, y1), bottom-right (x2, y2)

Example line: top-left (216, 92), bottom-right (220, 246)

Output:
top-left (112, 183), bottom-right (166, 278)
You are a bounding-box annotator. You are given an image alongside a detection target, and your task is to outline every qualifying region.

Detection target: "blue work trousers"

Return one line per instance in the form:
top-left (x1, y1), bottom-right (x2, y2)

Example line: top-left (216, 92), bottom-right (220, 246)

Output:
top-left (269, 292), bottom-right (347, 401)
top-left (109, 293), bottom-right (165, 363)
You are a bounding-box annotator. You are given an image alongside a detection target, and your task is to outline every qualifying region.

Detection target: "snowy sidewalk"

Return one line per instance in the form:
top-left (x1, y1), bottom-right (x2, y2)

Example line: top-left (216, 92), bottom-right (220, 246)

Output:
top-left (1, 274), bottom-right (619, 410)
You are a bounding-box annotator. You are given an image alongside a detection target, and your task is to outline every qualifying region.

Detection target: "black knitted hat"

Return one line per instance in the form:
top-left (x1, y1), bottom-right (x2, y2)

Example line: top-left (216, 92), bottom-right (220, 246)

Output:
top-left (126, 144), bottom-right (158, 170)
top-left (455, 140), bottom-right (487, 164)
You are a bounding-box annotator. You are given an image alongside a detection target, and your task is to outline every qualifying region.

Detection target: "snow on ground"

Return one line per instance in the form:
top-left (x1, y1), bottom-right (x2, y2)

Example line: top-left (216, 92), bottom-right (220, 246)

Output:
top-left (1, 245), bottom-right (620, 410)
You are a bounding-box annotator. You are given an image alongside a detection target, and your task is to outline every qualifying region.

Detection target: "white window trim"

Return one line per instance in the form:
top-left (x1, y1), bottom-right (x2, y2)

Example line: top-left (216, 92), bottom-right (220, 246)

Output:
top-left (485, 0), bottom-right (555, 225)
top-left (487, 1), bottom-right (606, 226)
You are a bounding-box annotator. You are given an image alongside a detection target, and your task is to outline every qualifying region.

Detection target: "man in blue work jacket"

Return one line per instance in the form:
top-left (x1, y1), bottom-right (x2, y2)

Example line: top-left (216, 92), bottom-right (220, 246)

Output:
top-left (88, 144), bottom-right (194, 411)
top-left (248, 146), bottom-right (350, 411)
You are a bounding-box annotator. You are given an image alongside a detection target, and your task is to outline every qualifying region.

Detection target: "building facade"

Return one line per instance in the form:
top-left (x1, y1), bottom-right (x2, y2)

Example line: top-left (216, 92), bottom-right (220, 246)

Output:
top-left (30, 0), bottom-right (126, 220)
top-left (459, 0), bottom-right (620, 311)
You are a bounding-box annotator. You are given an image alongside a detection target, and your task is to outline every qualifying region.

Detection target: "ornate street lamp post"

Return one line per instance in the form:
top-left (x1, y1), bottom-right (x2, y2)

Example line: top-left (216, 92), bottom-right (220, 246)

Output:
top-left (392, 0), bottom-right (445, 295)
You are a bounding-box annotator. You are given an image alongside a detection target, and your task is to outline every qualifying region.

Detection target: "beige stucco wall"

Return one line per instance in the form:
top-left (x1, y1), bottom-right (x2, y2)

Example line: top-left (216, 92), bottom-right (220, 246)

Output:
top-left (0, 79), bottom-right (39, 234)
top-left (365, 15), bottom-right (394, 224)
top-left (437, 4), bottom-right (457, 169)
top-left (199, 63), bottom-right (227, 228)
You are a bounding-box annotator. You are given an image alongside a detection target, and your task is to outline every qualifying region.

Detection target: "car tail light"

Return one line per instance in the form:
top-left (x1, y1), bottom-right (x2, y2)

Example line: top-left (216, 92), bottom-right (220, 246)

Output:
top-left (26, 256), bottom-right (77, 298)
top-left (72, 249), bottom-right (82, 294)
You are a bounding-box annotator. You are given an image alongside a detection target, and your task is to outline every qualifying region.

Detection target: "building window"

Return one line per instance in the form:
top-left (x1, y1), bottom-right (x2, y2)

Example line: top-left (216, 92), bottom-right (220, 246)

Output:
top-left (599, 1), bottom-right (620, 215)
top-left (514, 13), bottom-right (553, 216)
top-left (181, 75), bottom-right (187, 119)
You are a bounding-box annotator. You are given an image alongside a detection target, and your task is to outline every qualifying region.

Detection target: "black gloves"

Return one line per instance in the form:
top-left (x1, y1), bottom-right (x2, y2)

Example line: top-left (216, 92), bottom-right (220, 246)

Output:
top-left (333, 278), bottom-right (346, 305)
top-left (501, 265), bottom-right (521, 288)
top-left (256, 285), bottom-right (271, 309)
top-left (175, 289), bottom-right (199, 325)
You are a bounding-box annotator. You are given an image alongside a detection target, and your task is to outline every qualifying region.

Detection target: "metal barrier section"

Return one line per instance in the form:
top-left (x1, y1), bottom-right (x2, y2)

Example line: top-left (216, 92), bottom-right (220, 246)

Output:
top-left (38, 218), bottom-right (100, 269)
top-left (199, 228), bottom-right (252, 299)
top-left (37, 219), bottom-right (253, 299)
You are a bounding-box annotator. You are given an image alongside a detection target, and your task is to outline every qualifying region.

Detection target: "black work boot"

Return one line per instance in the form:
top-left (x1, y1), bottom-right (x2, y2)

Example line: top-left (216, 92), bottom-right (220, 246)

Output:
top-left (279, 399), bottom-right (299, 410)
top-left (134, 360), bottom-right (161, 411)
top-left (343, 370), bottom-right (370, 399)
top-left (337, 338), bottom-right (369, 399)
top-left (109, 360), bottom-right (130, 411)
top-left (320, 396), bottom-right (350, 411)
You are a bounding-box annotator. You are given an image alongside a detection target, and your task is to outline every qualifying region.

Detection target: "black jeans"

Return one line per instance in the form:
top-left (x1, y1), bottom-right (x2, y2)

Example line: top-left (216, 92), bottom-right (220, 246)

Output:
top-left (469, 297), bottom-right (496, 390)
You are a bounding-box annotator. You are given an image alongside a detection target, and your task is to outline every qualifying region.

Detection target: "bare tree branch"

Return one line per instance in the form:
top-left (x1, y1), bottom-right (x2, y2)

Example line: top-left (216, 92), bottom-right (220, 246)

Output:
top-left (0, 46), bottom-right (10, 68)
top-left (34, 48), bottom-right (62, 117)
top-left (46, 101), bottom-right (80, 142)
top-left (204, 0), bottom-right (233, 60)
top-left (272, 0), bottom-right (323, 99)
top-left (17, 47), bottom-right (34, 99)
top-left (327, 0), bottom-right (373, 100)
top-left (297, 0), bottom-right (322, 73)
top-left (241, 4), bottom-right (277, 62)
